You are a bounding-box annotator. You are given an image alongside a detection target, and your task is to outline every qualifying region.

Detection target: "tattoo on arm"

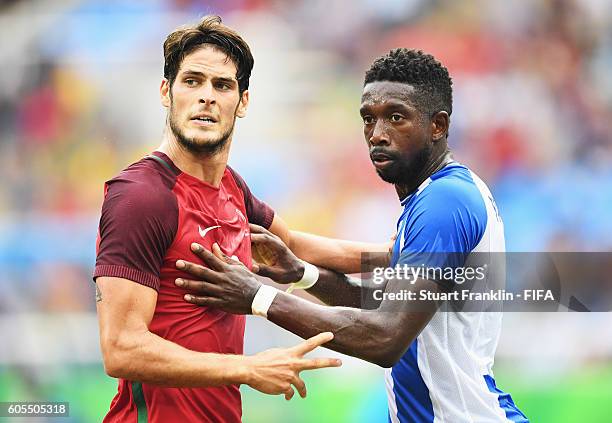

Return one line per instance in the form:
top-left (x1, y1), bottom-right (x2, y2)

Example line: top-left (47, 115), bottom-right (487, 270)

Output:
top-left (95, 284), bottom-right (102, 302)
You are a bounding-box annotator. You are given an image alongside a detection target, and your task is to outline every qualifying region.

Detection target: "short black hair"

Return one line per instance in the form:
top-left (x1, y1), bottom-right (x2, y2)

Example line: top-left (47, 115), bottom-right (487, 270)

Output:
top-left (364, 48), bottom-right (453, 117)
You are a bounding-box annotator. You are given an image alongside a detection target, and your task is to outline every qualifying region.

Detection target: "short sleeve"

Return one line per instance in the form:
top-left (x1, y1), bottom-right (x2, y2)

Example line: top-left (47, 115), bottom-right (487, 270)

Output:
top-left (398, 178), bottom-right (488, 271)
top-left (93, 179), bottom-right (178, 291)
top-left (228, 167), bottom-right (275, 229)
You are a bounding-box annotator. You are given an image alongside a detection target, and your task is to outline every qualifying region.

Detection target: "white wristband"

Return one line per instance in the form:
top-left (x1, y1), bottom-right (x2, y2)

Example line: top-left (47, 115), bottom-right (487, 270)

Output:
top-left (251, 285), bottom-right (279, 318)
top-left (286, 260), bottom-right (320, 294)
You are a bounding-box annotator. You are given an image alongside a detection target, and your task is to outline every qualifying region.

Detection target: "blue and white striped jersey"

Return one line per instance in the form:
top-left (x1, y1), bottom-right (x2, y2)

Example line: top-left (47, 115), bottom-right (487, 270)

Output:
top-left (386, 162), bottom-right (528, 423)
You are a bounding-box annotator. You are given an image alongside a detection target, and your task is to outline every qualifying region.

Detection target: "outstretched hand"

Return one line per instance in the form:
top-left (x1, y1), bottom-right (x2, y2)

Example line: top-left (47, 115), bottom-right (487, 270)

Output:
top-left (175, 242), bottom-right (261, 314)
top-left (250, 224), bottom-right (305, 284)
top-left (246, 332), bottom-right (342, 400)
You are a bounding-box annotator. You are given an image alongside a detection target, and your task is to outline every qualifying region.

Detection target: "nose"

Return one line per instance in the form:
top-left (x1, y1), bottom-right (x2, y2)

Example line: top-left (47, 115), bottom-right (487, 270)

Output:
top-left (199, 81), bottom-right (216, 105)
top-left (369, 120), bottom-right (390, 146)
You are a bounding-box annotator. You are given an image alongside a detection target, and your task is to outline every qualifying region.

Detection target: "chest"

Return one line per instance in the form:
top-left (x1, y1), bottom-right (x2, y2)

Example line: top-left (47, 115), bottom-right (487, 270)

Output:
top-left (150, 174), bottom-right (250, 336)
top-left (164, 177), bottom-right (252, 269)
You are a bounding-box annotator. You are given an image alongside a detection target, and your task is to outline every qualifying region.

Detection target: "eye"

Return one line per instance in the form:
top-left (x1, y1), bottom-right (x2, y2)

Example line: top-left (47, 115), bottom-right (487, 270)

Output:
top-left (216, 81), bottom-right (233, 90)
top-left (185, 78), bottom-right (199, 87)
top-left (390, 113), bottom-right (404, 123)
top-left (362, 115), bottom-right (374, 125)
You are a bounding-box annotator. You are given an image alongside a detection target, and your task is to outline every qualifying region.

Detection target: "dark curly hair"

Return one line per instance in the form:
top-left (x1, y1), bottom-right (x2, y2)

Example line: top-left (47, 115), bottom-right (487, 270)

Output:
top-left (364, 48), bottom-right (453, 118)
top-left (163, 15), bottom-right (254, 94)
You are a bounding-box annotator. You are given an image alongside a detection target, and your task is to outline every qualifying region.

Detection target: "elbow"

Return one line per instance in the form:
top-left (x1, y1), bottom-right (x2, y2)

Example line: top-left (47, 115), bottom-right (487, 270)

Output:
top-left (371, 349), bottom-right (403, 368)
top-left (103, 356), bottom-right (123, 379)
top-left (101, 342), bottom-right (126, 378)
top-left (375, 355), bottom-right (402, 369)
top-left (100, 332), bottom-right (137, 379)
top-left (102, 348), bottom-right (128, 378)
top-left (367, 332), bottom-right (413, 368)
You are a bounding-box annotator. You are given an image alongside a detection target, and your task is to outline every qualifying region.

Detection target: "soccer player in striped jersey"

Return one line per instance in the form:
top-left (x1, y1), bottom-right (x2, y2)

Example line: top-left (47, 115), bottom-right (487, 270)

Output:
top-left (176, 49), bottom-right (529, 422)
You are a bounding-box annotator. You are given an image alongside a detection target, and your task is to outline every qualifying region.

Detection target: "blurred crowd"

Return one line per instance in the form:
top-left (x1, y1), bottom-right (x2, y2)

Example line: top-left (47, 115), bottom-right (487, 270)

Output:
top-left (0, 0), bottom-right (610, 316)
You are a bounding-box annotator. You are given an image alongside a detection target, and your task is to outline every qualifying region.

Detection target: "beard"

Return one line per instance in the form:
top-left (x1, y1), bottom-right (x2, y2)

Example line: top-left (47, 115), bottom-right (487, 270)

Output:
top-left (373, 142), bottom-right (433, 186)
top-left (169, 104), bottom-right (234, 156)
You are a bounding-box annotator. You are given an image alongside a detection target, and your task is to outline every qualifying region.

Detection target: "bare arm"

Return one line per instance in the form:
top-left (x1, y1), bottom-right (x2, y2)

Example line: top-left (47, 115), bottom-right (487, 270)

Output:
top-left (96, 276), bottom-right (341, 398)
top-left (265, 215), bottom-right (391, 274)
top-left (266, 277), bottom-right (437, 367)
top-left (300, 269), bottom-right (386, 309)
top-left (289, 230), bottom-right (390, 274)
top-left (250, 224), bottom-right (385, 308)
top-left (267, 214), bottom-right (291, 246)
top-left (96, 276), bottom-right (241, 387)
top-left (176, 245), bottom-right (439, 368)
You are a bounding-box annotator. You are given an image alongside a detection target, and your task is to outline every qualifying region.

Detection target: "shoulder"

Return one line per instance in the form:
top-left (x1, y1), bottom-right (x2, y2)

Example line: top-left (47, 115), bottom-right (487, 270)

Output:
top-left (412, 164), bottom-right (487, 222)
top-left (104, 155), bottom-right (179, 214)
top-left (225, 165), bottom-right (248, 194)
top-left (102, 158), bottom-right (178, 223)
top-left (400, 164), bottom-right (488, 253)
top-left (421, 165), bottom-right (485, 208)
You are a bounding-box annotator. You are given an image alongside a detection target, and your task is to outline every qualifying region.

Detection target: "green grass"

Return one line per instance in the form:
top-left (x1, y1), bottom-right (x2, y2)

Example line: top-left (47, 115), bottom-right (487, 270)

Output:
top-left (0, 364), bottom-right (610, 422)
top-left (494, 365), bottom-right (612, 423)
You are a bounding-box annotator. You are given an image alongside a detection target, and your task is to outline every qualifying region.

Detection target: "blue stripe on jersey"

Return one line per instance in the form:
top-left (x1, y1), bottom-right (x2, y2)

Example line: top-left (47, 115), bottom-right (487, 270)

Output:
top-left (483, 375), bottom-right (530, 422)
top-left (391, 340), bottom-right (434, 423)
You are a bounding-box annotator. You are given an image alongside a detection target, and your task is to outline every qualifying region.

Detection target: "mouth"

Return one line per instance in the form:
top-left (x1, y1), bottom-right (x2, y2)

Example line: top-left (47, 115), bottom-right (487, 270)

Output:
top-left (370, 152), bottom-right (394, 169)
top-left (190, 115), bottom-right (218, 126)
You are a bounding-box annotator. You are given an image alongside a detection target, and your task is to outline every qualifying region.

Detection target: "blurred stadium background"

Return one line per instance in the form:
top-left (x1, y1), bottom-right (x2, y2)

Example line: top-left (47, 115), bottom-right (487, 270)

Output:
top-left (0, 0), bottom-right (611, 421)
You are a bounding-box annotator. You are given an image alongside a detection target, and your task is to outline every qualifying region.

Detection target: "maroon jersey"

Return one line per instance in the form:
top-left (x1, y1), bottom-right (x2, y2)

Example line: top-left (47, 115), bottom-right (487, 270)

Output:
top-left (93, 151), bottom-right (274, 423)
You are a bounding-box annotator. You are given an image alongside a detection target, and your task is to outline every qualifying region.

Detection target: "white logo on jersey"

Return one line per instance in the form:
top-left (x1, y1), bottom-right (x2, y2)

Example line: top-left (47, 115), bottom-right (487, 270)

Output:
top-left (198, 225), bottom-right (221, 239)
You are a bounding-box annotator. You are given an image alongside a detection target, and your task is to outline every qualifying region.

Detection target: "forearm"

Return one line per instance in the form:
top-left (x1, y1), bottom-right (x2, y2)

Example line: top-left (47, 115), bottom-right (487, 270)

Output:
top-left (102, 328), bottom-right (247, 387)
top-left (289, 231), bottom-right (388, 274)
top-left (305, 267), bottom-right (381, 309)
top-left (266, 292), bottom-right (407, 367)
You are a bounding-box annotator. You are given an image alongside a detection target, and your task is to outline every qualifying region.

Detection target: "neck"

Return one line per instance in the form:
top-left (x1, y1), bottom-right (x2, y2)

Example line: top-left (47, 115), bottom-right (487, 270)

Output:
top-left (395, 146), bottom-right (453, 201)
top-left (158, 129), bottom-right (231, 187)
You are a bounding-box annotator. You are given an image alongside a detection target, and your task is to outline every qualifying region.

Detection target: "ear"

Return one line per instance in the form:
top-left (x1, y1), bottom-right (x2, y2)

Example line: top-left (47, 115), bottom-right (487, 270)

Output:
top-left (235, 89), bottom-right (249, 118)
top-left (160, 79), bottom-right (171, 108)
top-left (431, 111), bottom-right (449, 142)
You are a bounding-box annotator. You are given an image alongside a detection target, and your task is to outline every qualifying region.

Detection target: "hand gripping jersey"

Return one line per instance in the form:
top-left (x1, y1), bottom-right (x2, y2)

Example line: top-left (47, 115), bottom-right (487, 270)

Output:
top-left (386, 163), bottom-right (528, 423)
top-left (94, 151), bottom-right (274, 423)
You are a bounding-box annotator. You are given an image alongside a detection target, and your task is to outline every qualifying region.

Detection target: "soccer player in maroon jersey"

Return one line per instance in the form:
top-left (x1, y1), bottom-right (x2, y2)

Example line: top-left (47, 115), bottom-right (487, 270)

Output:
top-left (93, 16), bottom-right (341, 423)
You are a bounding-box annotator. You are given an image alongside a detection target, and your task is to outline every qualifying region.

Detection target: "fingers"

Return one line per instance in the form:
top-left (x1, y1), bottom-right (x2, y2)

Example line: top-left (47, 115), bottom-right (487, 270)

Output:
top-left (216, 245), bottom-right (240, 263)
top-left (292, 376), bottom-right (307, 398)
top-left (250, 229), bottom-right (282, 246)
top-left (175, 260), bottom-right (221, 281)
top-left (297, 357), bottom-right (343, 371)
top-left (290, 332), bottom-right (335, 356)
top-left (190, 243), bottom-right (226, 271)
top-left (211, 243), bottom-right (244, 266)
top-left (183, 294), bottom-right (224, 308)
top-left (211, 243), bottom-right (227, 261)
top-left (250, 233), bottom-right (276, 246)
top-left (251, 262), bottom-right (276, 279)
top-left (282, 377), bottom-right (307, 400)
top-left (175, 278), bottom-right (222, 294)
top-left (249, 224), bottom-right (269, 234)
